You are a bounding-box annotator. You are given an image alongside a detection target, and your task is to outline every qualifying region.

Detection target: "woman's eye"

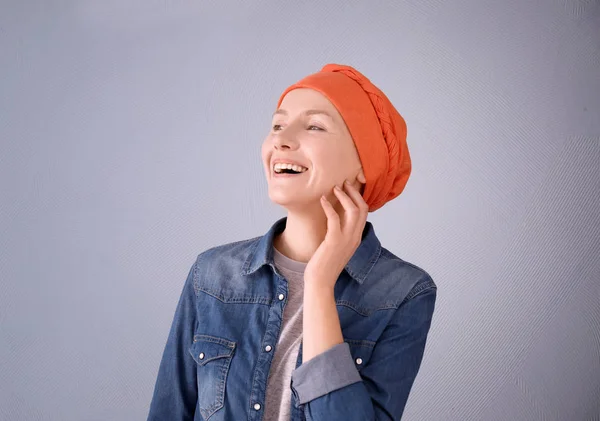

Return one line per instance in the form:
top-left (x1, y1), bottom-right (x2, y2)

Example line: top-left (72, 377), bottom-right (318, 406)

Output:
top-left (271, 123), bottom-right (324, 131)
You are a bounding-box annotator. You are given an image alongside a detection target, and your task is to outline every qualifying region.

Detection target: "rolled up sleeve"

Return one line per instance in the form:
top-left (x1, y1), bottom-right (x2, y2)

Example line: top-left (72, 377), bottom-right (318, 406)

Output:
top-left (291, 277), bottom-right (437, 421)
top-left (291, 342), bottom-right (362, 404)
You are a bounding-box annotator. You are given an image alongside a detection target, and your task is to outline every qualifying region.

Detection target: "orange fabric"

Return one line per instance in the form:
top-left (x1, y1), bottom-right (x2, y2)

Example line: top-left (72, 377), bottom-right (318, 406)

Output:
top-left (276, 64), bottom-right (411, 212)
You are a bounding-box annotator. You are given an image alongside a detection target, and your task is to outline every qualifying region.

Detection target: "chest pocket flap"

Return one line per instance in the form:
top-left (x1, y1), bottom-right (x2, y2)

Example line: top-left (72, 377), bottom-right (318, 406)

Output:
top-left (189, 334), bottom-right (236, 365)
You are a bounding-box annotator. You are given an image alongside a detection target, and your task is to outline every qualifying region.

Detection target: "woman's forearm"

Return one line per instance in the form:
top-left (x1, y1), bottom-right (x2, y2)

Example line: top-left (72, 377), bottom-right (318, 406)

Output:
top-left (302, 281), bottom-right (344, 362)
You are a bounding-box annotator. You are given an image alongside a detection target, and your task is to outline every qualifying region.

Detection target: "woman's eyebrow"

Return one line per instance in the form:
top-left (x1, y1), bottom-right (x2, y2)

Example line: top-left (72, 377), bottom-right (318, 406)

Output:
top-left (272, 109), bottom-right (335, 120)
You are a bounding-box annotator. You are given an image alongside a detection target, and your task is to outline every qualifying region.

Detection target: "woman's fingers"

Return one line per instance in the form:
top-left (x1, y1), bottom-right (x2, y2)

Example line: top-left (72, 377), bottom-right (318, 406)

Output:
top-left (332, 184), bottom-right (359, 225)
top-left (326, 179), bottom-right (368, 239)
top-left (342, 180), bottom-right (369, 238)
top-left (343, 180), bottom-right (368, 217)
top-left (320, 195), bottom-right (341, 235)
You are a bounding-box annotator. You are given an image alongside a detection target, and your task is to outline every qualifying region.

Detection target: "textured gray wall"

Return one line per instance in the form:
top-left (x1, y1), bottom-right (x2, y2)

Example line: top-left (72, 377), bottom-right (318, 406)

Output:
top-left (1, 1), bottom-right (599, 420)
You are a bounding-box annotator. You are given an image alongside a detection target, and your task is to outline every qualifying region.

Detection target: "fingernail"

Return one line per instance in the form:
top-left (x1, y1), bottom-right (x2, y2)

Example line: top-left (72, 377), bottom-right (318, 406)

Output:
top-left (344, 180), bottom-right (350, 185)
top-left (334, 185), bottom-right (341, 190)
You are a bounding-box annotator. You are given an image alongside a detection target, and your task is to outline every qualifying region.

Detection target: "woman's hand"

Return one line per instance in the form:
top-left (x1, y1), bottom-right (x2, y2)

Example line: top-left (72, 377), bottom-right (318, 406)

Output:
top-left (301, 178), bottom-right (368, 362)
top-left (304, 178), bottom-right (369, 289)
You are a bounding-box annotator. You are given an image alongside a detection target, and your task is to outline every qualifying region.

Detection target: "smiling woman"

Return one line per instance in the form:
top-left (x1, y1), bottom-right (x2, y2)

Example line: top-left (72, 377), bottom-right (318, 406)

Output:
top-left (147, 64), bottom-right (437, 421)
top-left (262, 88), bottom-right (366, 213)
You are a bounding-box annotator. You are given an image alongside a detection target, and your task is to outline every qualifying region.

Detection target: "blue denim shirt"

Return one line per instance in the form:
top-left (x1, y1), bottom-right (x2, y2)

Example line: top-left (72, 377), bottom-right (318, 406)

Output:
top-left (147, 217), bottom-right (437, 421)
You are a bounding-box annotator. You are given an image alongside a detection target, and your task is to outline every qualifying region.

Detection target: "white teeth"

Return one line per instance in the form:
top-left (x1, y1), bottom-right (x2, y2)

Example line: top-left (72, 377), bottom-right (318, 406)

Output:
top-left (273, 162), bottom-right (308, 173)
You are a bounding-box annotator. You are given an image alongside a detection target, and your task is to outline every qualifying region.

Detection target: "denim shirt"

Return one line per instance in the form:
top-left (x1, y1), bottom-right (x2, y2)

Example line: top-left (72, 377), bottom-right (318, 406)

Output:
top-left (147, 217), bottom-right (437, 421)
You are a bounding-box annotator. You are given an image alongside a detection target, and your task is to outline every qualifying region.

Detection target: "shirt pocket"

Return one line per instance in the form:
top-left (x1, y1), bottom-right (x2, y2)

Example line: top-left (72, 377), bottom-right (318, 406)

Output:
top-left (188, 334), bottom-right (236, 420)
top-left (345, 339), bottom-right (375, 373)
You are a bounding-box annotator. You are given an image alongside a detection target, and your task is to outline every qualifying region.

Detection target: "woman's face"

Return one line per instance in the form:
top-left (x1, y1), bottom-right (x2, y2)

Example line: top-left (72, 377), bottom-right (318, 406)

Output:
top-left (261, 88), bottom-right (365, 211)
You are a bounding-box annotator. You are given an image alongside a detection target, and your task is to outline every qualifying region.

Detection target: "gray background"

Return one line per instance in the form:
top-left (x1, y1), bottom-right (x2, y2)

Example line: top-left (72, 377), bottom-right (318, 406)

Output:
top-left (1, 0), bottom-right (599, 420)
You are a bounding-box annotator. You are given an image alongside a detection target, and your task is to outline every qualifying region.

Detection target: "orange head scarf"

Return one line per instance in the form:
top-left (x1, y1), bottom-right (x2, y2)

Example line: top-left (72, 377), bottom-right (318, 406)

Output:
top-left (276, 63), bottom-right (411, 212)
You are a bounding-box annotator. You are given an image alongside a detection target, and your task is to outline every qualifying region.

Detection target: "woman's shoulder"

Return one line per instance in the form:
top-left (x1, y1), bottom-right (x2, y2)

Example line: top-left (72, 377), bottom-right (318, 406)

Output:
top-left (184, 235), bottom-right (265, 293)
top-left (194, 235), bottom-right (262, 264)
top-left (375, 246), bottom-right (437, 294)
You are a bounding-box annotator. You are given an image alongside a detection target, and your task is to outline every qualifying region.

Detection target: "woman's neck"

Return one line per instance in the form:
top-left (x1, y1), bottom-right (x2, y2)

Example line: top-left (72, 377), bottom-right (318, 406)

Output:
top-left (273, 211), bottom-right (328, 263)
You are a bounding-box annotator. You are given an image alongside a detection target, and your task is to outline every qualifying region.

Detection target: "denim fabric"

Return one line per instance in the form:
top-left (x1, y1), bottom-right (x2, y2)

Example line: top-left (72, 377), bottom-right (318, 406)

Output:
top-left (147, 217), bottom-right (437, 421)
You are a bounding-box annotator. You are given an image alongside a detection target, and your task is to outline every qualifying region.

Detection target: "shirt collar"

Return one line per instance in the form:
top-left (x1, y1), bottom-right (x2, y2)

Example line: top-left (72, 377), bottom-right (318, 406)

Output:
top-left (241, 217), bottom-right (382, 285)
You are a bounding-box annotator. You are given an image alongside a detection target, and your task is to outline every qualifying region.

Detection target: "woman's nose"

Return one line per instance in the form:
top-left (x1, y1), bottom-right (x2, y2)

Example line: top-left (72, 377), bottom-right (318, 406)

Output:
top-left (274, 139), bottom-right (293, 150)
top-left (273, 128), bottom-right (299, 150)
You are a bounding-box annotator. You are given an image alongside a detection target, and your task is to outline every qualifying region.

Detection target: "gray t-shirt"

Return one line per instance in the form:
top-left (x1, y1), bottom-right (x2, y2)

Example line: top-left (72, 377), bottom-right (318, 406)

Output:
top-left (263, 246), bottom-right (306, 421)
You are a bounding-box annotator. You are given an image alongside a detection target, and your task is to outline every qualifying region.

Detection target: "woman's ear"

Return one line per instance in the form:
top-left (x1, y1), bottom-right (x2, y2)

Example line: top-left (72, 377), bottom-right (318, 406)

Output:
top-left (357, 169), bottom-right (366, 194)
top-left (357, 169), bottom-right (366, 184)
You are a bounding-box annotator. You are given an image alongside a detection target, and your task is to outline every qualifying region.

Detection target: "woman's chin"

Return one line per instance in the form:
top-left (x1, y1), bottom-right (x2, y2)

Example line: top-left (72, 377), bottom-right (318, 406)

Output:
top-left (268, 192), bottom-right (318, 211)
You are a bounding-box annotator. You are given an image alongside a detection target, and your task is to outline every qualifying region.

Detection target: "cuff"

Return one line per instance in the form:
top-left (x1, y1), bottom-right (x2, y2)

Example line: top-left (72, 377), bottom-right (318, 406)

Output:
top-left (291, 342), bottom-right (362, 405)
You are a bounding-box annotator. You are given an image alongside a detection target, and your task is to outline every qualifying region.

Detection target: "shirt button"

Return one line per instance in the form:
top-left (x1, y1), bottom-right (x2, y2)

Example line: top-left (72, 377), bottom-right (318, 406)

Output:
top-left (199, 353), bottom-right (205, 360)
top-left (278, 294), bottom-right (285, 301)
top-left (265, 345), bottom-right (272, 352)
top-left (356, 358), bottom-right (363, 365)
top-left (254, 403), bottom-right (261, 411)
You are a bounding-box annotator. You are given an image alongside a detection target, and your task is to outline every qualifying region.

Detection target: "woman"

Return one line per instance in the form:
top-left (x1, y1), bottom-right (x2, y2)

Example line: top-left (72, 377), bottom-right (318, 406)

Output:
top-left (147, 64), bottom-right (437, 421)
